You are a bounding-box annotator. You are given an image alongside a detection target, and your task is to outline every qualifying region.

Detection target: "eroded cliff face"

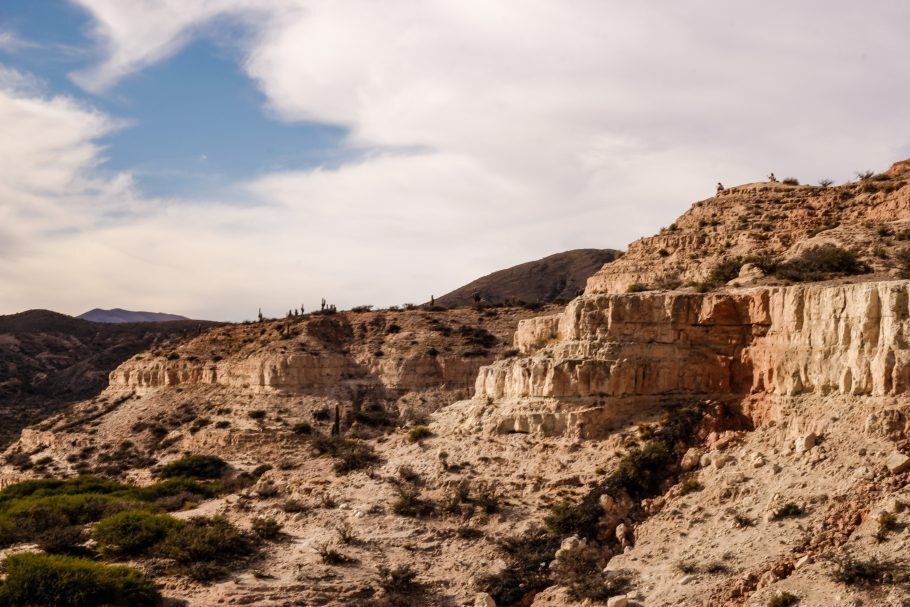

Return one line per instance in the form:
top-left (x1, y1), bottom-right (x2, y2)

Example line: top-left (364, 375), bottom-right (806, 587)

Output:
top-left (447, 281), bottom-right (910, 437)
top-left (109, 307), bottom-right (549, 400)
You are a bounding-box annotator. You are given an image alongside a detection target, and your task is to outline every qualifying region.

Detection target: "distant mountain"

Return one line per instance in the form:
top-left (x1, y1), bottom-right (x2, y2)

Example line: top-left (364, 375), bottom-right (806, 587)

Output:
top-left (78, 308), bottom-right (190, 324)
top-left (434, 248), bottom-right (622, 307)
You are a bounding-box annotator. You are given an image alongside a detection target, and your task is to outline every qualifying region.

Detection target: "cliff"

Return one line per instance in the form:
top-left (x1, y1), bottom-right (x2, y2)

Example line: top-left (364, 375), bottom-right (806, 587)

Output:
top-left (445, 280), bottom-right (910, 437)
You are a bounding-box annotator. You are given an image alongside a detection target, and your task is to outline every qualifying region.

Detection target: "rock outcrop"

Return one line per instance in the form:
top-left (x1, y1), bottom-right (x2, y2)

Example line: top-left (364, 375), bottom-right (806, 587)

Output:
top-left (448, 281), bottom-right (910, 437)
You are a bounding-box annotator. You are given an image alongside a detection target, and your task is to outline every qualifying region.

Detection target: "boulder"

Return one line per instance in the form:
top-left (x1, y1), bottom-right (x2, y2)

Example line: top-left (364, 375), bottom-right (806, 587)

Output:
top-left (886, 452), bottom-right (910, 475)
top-left (681, 447), bottom-right (702, 471)
top-left (794, 433), bottom-right (817, 455)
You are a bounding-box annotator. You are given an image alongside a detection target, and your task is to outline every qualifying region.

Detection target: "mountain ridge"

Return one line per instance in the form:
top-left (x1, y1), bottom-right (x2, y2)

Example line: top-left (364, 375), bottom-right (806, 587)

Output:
top-left (78, 308), bottom-right (191, 324)
top-left (434, 248), bottom-right (621, 307)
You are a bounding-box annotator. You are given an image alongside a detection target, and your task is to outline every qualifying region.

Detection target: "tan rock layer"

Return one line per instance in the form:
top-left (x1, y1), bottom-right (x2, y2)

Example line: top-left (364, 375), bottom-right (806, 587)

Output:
top-left (460, 281), bottom-right (910, 436)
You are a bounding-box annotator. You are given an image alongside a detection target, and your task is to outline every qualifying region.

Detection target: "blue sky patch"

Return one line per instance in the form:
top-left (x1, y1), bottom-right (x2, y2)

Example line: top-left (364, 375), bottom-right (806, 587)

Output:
top-left (0, 0), bottom-right (348, 200)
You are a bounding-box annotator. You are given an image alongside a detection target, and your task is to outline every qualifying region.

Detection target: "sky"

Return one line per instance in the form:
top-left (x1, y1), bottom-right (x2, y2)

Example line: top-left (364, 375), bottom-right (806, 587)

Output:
top-left (1, 1), bottom-right (909, 321)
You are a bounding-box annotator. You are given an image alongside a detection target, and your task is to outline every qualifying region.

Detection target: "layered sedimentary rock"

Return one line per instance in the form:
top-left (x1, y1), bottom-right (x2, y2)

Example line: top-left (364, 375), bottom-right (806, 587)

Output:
top-left (448, 281), bottom-right (910, 436)
top-left (107, 306), bottom-right (553, 408)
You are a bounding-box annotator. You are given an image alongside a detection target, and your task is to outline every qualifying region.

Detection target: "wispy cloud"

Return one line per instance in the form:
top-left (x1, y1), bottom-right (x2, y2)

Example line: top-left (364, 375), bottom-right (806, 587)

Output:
top-left (0, 28), bottom-right (37, 53)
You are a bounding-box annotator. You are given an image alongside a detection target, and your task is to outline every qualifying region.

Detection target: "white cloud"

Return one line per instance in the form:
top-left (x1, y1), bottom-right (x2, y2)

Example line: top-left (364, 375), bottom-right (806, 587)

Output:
top-left (4, 2), bottom-right (910, 318)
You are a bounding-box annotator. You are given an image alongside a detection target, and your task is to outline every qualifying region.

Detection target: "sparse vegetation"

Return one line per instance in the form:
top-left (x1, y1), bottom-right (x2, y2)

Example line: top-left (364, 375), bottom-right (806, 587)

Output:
top-left (678, 476), bottom-right (703, 495)
top-left (377, 564), bottom-right (420, 594)
top-left (158, 454), bottom-right (227, 480)
top-left (771, 502), bottom-right (804, 521)
top-left (311, 436), bottom-right (380, 474)
top-left (774, 245), bottom-right (867, 283)
top-left (828, 554), bottom-right (902, 586)
top-left (896, 248), bottom-right (910, 278)
top-left (154, 516), bottom-right (252, 580)
top-left (317, 543), bottom-right (355, 565)
top-left (875, 511), bottom-right (899, 541)
top-left (732, 511), bottom-right (755, 528)
top-left (545, 403), bottom-right (708, 539)
top-left (251, 517), bottom-right (282, 540)
top-left (391, 483), bottom-right (435, 517)
top-left (767, 591), bottom-right (799, 607)
top-left (782, 177), bottom-right (799, 186)
top-left (93, 511), bottom-right (179, 557)
top-left (407, 425), bottom-right (433, 443)
top-left (292, 421), bottom-right (313, 435)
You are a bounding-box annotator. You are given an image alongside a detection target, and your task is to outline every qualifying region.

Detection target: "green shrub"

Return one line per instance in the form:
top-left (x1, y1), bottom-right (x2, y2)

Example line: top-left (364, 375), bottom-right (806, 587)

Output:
top-left (158, 455), bottom-right (227, 480)
top-left (408, 425), bottom-right (433, 443)
top-left (767, 591), bottom-right (799, 607)
top-left (377, 564), bottom-right (420, 593)
top-left (93, 511), bottom-right (179, 557)
top-left (626, 283), bottom-right (649, 293)
top-left (475, 530), bottom-right (560, 605)
top-left (544, 500), bottom-right (592, 535)
top-left (292, 422), bottom-right (313, 435)
top-left (828, 554), bottom-right (901, 585)
top-left (312, 436), bottom-right (380, 474)
top-left (876, 511), bottom-right (899, 541)
top-left (678, 477), bottom-right (703, 495)
top-left (391, 484), bottom-right (435, 517)
top-left (317, 543), bottom-right (355, 565)
top-left (0, 553), bottom-right (159, 607)
top-left (0, 476), bottom-right (218, 550)
top-left (771, 502), bottom-right (804, 521)
top-left (775, 245), bottom-right (867, 282)
top-left (154, 516), bottom-right (250, 574)
top-left (251, 517), bottom-right (283, 540)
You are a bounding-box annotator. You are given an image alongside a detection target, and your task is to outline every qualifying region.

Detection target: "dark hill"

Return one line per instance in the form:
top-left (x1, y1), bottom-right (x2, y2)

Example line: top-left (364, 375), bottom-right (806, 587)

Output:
top-left (0, 310), bottom-right (218, 448)
top-left (434, 249), bottom-right (621, 307)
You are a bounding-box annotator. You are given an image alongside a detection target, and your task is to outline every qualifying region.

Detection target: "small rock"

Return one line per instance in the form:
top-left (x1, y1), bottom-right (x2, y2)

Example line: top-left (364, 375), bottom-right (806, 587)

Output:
top-left (886, 452), bottom-right (910, 475)
top-left (795, 555), bottom-right (810, 569)
top-left (713, 454), bottom-right (731, 470)
top-left (794, 433), bottom-right (817, 455)
top-left (884, 498), bottom-right (904, 513)
top-left (474, 592), bottom-right (496, 607)
top-left (727, 471), bottom-right (746, 484)
top-left (679, 574), bottom-right (695, 585)
top-left (681, 447), bottom-right (702, 471)
top-left (606, 596), bottom-right (628, 607)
